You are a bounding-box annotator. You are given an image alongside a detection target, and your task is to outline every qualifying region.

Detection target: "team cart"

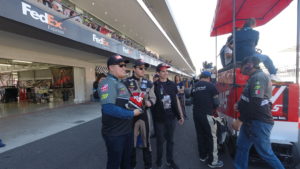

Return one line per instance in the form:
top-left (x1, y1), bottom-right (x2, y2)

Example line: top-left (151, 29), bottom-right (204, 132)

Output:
top-left (210, 0), bottom-right (300, 168)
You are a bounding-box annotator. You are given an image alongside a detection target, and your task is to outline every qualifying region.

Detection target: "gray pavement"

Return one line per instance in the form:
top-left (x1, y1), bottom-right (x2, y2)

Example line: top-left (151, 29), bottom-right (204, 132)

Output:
top-left (0, 103), bottom-right (279, 169)
top-left (0, 102), bottom-right (101, 153)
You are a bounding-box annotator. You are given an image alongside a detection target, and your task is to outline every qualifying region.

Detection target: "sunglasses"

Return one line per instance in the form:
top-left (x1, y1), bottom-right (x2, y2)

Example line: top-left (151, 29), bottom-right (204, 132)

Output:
top-left (118, 64), bottom-right (126, 68)
top-left (138, 67), bottom-right (147, 71)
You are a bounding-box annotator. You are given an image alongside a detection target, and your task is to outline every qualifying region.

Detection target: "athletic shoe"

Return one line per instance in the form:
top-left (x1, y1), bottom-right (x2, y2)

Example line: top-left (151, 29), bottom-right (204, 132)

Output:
top-left (199, 156), bottom-right (208, 162)
top-left (270, 74), bottom-right (281, 82)
top-left (156, 162), bottom-right (162, 169)
top-left (208, 160), bottom-right (224, 168)
top-left (166, 161), bottom-right (180, 169)
top-left (0, 139), bottom-right (5, 148)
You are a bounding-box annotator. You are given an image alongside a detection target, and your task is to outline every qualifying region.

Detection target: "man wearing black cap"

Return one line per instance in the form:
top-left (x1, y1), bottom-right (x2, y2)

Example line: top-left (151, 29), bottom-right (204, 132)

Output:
top-left (152, 63), bottom-right (184, 169)
top-left (123, 59), bottom-right (156, 169)
top-left (98, 54), bottom-right (142, 169)
top-left (191, 71), bottom-right (223, 168)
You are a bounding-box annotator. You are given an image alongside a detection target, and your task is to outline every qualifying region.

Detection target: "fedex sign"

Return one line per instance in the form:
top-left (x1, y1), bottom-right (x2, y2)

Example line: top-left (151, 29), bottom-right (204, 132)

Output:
top-left (22, 2), bottom-right (63, 29)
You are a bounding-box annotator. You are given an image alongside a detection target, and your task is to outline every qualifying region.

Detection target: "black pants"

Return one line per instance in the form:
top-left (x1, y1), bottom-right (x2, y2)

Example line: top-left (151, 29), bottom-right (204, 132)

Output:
top-left (193, 112), bottom-right (219, 165)
top-left (102, 133), bottom-right (133, 169)
top-left (155, 118), bottom-right (176, 165)
top-left (131, 147), bottom-right (152, 168)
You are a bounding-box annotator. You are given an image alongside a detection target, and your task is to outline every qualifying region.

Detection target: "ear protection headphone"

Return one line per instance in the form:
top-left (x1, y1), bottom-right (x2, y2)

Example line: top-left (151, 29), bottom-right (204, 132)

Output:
top-left (241, 56), bottom-right (260, 74)
top-left (242, 63), bottom-right (254, 74)
top-left (253, 63), bottom-right (260, 69)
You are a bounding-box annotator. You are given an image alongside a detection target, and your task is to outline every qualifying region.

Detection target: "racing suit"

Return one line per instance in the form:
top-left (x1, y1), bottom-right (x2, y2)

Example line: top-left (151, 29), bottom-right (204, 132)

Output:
top-left (123, 75), bottom-right (156, 169)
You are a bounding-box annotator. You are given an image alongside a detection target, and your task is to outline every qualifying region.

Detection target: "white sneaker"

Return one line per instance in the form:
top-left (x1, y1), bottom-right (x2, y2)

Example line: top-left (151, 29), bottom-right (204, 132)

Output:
top-left (208, 160), bottom-right (224, 168)
top-left (270, 74), bottom-right (281, 82)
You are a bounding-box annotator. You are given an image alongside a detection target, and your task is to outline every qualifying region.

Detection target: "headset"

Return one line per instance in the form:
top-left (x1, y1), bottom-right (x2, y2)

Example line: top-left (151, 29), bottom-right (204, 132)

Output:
top-left (241, 56), bottom-right (261, 74)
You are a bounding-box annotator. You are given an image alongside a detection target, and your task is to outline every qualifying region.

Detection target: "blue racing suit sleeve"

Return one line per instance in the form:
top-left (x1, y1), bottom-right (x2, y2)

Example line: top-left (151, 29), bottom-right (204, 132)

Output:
top-left (102, 103), bottom-right (134, 119)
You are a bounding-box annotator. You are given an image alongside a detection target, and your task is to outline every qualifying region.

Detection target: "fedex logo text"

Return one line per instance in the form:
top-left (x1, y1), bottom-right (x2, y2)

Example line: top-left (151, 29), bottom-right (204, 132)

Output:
top-left (93, 34), bottom-right (109, 46)
top-left (22, 2), bottom-right (63, 29)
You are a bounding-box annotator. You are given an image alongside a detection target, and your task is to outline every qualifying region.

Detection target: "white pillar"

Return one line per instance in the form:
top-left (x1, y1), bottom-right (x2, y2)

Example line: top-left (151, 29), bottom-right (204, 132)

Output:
top-left (73, 67), bottom-right (86, 103)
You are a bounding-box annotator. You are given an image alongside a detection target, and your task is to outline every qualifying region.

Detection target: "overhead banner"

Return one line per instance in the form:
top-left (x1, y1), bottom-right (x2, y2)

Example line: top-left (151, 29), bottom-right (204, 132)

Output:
top-left (0, 0), bottom-right (183, 74)
top-left (0, 0), bottom-right (120, 52)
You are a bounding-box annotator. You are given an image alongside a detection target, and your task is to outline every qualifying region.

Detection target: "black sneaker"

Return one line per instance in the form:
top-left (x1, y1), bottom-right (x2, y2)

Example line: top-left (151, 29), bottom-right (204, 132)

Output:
top-left (199, 156), bottom-right (208, 162)
top-left (156, 162), bottom-right (162, 169)
top-left (208, 160), bottom-right (224, 168)
top-left (0, 139), bottom-right (5, 148)
top-left (156, 165), bottom-right (163, 169)
top-left (166, 161), bottom-right (180, 169)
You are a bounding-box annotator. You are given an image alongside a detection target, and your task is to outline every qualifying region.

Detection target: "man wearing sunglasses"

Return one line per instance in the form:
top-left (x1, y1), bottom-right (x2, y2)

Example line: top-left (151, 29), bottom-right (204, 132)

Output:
top-left (99, 54), bottom-right (142, 169)
top-left (123, 59), bottom-right (156, 169)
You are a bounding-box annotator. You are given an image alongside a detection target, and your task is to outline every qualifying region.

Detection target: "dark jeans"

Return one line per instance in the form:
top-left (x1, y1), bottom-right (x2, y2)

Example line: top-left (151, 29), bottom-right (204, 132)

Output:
top-left (193, 112), bottom-right (219, 165)
top-left (103, 133), bottom-right (133, 169)
top-left (234, 120), bottom-right (285, 169)
top-left (155, 118), bottom-right (176, 165)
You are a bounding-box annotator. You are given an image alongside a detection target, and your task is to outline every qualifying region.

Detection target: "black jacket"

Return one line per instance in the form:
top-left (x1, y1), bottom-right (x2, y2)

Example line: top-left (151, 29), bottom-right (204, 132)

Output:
top-left (235, 27), bottom-right (259, 62)
top-left (152, 79), bottom-right (181, 122)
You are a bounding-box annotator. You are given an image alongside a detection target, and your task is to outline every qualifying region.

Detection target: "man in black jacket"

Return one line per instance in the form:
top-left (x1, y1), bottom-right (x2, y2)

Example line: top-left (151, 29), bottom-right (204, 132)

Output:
top-left (152, 63), bottom-right (184, 169)
top-left (191, 71), bottom-right (223, 168)
top-left (235, 18), bottom-right (279, 81)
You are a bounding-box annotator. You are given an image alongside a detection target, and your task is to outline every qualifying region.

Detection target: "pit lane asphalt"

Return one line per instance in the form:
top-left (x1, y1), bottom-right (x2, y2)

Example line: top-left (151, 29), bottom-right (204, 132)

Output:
top-left (0, 106), bottom-right (272, 169)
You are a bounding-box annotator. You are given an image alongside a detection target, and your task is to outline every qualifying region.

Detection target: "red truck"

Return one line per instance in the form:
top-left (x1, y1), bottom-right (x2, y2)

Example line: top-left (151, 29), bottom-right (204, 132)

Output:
top-left (216, 68), bottom-right (299, 168)
top-left (210, 0), bottom-right (300, 168)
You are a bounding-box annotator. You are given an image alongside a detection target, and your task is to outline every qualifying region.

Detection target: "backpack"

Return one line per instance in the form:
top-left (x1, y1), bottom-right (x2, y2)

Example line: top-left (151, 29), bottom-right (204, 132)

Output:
top-left (220, 45), bottom-right (226, 68)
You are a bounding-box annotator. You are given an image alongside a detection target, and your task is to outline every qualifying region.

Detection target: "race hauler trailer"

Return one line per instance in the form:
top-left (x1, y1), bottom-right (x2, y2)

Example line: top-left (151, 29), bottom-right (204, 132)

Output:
top-left (210, 0), bottom-right (300, 168)
top-left (217, 68), bottom-right (299, 168)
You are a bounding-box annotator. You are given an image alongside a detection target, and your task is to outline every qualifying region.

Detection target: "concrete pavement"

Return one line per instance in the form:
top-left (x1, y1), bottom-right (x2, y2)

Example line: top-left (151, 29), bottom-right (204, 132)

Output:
top-left (0, 103), bottom-right (274, 169)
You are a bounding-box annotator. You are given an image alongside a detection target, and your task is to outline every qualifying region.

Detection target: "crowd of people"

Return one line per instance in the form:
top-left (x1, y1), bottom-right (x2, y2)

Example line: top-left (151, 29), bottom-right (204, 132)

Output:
top-left (96, 55), bottom-right (188, 169)
top-left (33, 0), bottom-right (180, 66)
top-left (95, 48), bottom-right (285, 169)
top-left (94, 17), bottom-right (285, 168)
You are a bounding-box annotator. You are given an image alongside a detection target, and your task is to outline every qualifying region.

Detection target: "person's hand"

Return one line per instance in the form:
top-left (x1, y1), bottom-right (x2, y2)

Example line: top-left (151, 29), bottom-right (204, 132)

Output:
top-left (178, 118), bottom-right (184, 125)
top-left (232, 119), bottom-right (242, 131)
top-left (145, 100), bottom-right (152, 107)
top-left (133, 109), bottom-right (142, 116)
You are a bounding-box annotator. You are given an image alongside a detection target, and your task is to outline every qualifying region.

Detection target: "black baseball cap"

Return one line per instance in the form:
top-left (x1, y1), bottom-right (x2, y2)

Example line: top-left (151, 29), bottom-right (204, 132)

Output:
top-left (107, 54), bottom-right (129, 67)
top-left (156, 63), bottom-right (170, 72)
top-left (133, 59), bottom-right (149, 68)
